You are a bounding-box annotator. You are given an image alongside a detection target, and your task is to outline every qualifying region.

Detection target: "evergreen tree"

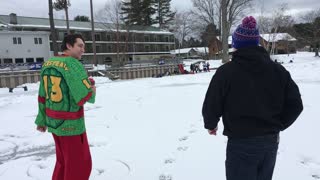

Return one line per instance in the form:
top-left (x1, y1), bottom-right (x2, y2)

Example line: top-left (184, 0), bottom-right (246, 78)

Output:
top-left (121, 0), bottom-right (142, 25)
top-left (155, 0), bottom-right (175, 29)
top-left (141, 0), bottom-right (157, 25)
top-left (53, 0), bottom-right (71, 34)
top-left (74, 15), bottom-right (90, 22)
top-left (121, 0), bottom-right (156, 26)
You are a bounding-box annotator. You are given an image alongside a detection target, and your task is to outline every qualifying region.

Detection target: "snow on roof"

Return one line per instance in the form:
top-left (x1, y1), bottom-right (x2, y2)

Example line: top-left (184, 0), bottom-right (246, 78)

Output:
top-left (0, 30), bottom-right (49, 35)
top-left (193, 47), bottom-right (209, 54)
top-left (0, 15), bottom-right (173, 35)
top-left (170, 47), bottom-right (209, 54)
top-left (7, 24), bottom-right (173, 34)
top-left (216, 36), bottom-right (233, 45)
top-left (170, 48), bottom-right (193, 54)
top-left (260, 33), bottom-right (296, 42)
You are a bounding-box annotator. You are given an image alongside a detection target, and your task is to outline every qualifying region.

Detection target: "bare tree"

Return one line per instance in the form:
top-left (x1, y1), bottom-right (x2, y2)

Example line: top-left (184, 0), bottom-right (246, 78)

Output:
top-left (171, 10), bottom-right (193, 50)
top-left (97, 0), bottom-right (128, 66)
top-left (53, 0), bottom-right (71, 34)
top-left (191, 0), bottom-right (218, 27)
top-left (259, 3), bottom-right (294, 55)
top-left (48, 0), bottom-right (58, 55)
top-left (300, 9), bottom-right (320, 56)
top-left (191, 0), bottom-right (253, 62)
top-left (221, 0), bottom-right (228, 63)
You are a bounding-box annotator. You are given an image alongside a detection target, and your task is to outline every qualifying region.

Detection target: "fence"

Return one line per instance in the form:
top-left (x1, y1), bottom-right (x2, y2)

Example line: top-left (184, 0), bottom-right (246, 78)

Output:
top-left (0, 64), bottom-right (180, 90)
top-left (0, 70), bottom-right (41, 89)
top-left (105, 64), bottom-right (179, 80)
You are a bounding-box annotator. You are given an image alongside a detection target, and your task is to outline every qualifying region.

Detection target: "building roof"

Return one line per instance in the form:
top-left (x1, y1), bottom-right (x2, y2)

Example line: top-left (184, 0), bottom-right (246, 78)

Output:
top-left (260, 33), bottom-right (297, 42)
top-left (0, 30), bottom-right (49, 35)
top-left (216, 36), bottom-right (233, 45)
top-left (170, 47), bottom-right (209, 55)
top-left (216, 33), bottom-right (297, 45)
top-left (0, 14), bottom-right (173, 35)
top-left (193, 47), bottom-right (209, 54)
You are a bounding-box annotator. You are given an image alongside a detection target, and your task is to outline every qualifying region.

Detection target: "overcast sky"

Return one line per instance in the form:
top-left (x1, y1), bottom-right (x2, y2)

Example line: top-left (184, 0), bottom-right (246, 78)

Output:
top-left (0, 0), bottom-right (319, 20)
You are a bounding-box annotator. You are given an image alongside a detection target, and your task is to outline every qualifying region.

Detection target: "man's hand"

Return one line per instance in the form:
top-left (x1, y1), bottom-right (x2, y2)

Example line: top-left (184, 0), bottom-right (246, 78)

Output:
top-left (208, 127), bottom-right (218, 135)
top-left (36, 126), bottom-right (47, 133)
top-left (91, 85), bottom-right (96, 94)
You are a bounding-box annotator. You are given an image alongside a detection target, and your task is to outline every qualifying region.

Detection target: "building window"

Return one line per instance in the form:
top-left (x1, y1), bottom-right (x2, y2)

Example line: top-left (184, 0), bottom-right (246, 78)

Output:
top-left (4, 58), bottom-right (13, 64)
top-left (35, 38), bottom-right (42, 44)
top-left (165, 36), bottom-right (169, 42)
top-left (145, 45), bottom-right (150, 52)
top-left (121, 35), bottom-right (126, 41)
top-left (95, 34), bottom-right (101, 41)
top-left (165, 46), bottom-right (169, 51)
top-left (106, 34), bottom-right (111, 41)
top-left (107, 45), bottom-right (112, 52)
top-left (36, 58), bottom-right (44, 63)
top-left (26, 58), bottom-right (34, 63)
top-left (96, 46), bottom-right (101, 53)
top-left (144, 36), bottom-right (150, 42)
top-left (105, 57), bottom-right (112, 63)
top-left (13, 37), bottom-right (22, 44)
top-left (15, 58), bottom-right (24, 63)
top-left (120, 45), bottom-right (125, 51)
top-left (13, 37), bottom-right (17, 44)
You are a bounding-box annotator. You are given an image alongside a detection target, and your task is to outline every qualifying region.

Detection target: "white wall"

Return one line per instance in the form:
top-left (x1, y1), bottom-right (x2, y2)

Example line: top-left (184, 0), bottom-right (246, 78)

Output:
top-left (0, 31), bottom-right (50, 64)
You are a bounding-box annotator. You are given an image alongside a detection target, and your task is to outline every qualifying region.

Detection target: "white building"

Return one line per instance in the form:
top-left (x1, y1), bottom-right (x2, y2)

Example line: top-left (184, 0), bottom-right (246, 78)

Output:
top-left (0, 31), bottom-right (50, 65)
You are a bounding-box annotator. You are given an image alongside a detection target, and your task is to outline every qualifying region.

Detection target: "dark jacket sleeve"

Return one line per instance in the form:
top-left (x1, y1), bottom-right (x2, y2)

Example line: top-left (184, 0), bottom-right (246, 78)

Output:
top-left (280, 71), bottom-right (303, 130)
top-left (202, 68), bottom-right (226, 130)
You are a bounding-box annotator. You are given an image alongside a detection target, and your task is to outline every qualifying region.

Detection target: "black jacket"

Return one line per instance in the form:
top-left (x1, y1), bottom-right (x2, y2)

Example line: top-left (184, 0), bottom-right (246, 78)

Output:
top-left (202, 46), bottom-right (303, 138)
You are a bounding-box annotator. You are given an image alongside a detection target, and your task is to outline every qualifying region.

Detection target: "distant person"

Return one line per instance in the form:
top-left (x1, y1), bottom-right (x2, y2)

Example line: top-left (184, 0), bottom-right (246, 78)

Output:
top-left (198, 62), bottom-right (202, 72)
top-left (190, 63), bottom-right (195, 73)
top-left (202, 16), bottom-right (303, 180)
top-left (195, 64), bottom-right (199, 73)
top-left (35, 34), bottom-right (96, 180)
top-left (203, 62), bottom-right (207, 72)
top-left (206, 61), bottom-right (210, 72)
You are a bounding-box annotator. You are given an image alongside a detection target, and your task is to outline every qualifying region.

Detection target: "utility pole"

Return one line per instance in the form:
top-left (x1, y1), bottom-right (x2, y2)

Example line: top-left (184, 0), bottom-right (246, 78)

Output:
top-left (48, 0), bottom-right (58, 55)
top-left (221, 0), bottom-right (229, 63)
top-left (90, 0), bottom-right (97, 65)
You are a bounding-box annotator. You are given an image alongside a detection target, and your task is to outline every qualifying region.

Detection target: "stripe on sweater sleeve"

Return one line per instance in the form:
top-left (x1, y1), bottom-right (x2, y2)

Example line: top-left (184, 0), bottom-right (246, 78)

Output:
top-left (63, 59), bottom-right (93, 106)
top-left (35, 75), bottom-right (47, 126)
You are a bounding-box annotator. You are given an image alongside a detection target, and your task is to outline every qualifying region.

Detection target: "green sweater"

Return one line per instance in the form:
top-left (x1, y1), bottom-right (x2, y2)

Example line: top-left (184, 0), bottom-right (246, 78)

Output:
top-left (35, 56), bottom-right (95, 136)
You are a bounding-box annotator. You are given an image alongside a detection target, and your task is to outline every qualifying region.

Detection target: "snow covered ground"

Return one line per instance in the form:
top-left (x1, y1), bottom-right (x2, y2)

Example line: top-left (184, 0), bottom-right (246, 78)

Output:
top-left (0, 52), bottom-right (319, 180)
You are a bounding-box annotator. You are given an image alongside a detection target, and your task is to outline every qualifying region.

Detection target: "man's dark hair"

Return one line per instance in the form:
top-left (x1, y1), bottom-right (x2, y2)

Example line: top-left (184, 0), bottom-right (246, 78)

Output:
top-left (61, 34), bottom-right (85, 51)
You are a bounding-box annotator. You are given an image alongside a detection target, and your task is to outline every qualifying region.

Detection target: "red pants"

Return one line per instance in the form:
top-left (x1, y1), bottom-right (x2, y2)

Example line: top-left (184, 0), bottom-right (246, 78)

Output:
top-left (52, 132), bottom-right (92, 180)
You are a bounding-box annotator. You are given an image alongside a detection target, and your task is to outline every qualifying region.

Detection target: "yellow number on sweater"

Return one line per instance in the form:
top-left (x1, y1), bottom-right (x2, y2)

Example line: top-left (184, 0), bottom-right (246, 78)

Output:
top-left (43, 76), bottom-right (63, 102)
top-left (43, 76), bottom-right (49, 99)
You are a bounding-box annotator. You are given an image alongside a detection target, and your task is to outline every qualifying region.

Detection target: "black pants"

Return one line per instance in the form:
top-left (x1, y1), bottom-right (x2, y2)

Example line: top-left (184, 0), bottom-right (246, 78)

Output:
top-left (226, 134), bottom-right (279, 180)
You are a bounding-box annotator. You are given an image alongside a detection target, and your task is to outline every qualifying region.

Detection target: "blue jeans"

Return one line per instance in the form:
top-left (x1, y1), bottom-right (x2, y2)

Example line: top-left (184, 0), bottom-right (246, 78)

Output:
top-left (226, 134), bottom-right (279, 180)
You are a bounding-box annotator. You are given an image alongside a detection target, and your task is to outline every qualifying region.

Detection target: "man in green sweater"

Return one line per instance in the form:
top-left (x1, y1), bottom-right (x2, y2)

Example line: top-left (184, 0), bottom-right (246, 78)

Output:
top-left (35, 34), bottom-right (96, 180)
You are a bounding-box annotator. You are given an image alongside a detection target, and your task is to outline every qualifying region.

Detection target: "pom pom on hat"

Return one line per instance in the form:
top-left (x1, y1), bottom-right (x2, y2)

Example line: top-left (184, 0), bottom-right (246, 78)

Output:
top-left (232, 16), bottom-right (260, 49)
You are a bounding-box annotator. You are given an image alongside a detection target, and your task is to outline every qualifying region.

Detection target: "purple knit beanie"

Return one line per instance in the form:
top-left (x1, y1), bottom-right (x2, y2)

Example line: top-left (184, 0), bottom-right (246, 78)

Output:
top-left (232, 16), bottom-right (259, 49)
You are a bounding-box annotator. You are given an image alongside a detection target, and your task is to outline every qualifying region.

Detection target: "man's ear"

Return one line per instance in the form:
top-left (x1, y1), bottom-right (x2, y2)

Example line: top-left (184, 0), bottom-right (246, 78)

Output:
top-left (66, 43), bottom-right (72, 50)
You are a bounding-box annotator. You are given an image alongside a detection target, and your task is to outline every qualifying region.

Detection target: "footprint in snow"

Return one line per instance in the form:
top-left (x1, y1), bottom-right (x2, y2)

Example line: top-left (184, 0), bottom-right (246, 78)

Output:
top-left (178, 136), bottom-right (188, 141)
top-left (189, 129), bottom-right (197, 134)
top-left (164, 158), bottom-right (175, 164)
top-left (159, 174), bottom-right (172, 180)
top-left (177, 146), bottom-right (188, 151)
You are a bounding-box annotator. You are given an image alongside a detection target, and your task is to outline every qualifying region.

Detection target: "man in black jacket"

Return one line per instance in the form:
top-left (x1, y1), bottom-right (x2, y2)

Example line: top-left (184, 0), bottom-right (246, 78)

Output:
top-left (202, 16), bottom-right (303, 180)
